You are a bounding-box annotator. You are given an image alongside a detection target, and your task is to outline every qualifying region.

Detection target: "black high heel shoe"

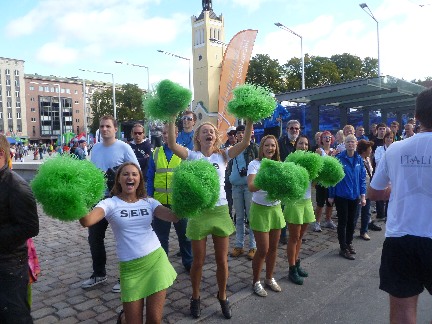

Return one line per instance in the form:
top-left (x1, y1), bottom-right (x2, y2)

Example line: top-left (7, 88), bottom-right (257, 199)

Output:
top-left (116, 309), bottom-right (124, 324)
top-left (217, 292), bottom-right (232, 319)
top-left (190, 296), bottom-right (201, 318)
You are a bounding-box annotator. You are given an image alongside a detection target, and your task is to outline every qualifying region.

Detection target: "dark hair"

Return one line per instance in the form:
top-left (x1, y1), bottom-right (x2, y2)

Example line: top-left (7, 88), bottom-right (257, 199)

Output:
top-left (376, 123), bottom-right (387, 129)
top-left (182, 110), bottom-right (197, 122)
top-left (258, 135), bottom-right (280, 161)
top-left (294, 135), bottom-right (309, 151)
top-left (100, 115), bottom-right (118, 128)
top-left (111, 162), bottom-right (146, 198)
top-left (415, 88), bottom-right (432, 129)
top-left (357, 139), bottom-right (374, 155)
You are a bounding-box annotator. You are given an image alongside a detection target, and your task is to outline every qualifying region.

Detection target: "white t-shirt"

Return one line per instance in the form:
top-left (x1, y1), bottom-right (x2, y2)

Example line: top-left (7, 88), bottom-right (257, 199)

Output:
top-left (370, 133), bottom-right (432, 238)
top-left (187, 149), bottom-right (230, 206)
top-left (247, 159), bottom-right (280, 206)
top-left (96, 196), bottom-right (162, 261)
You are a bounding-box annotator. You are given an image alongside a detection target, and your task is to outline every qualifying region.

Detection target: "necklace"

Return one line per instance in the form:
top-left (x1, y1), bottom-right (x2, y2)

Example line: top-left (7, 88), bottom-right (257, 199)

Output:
top-left (118, 195), bottom-right (138, 203)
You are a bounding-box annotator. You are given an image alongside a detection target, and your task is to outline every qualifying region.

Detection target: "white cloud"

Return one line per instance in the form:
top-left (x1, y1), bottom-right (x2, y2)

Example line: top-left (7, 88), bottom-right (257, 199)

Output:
top-left (36, 42), bottom-right (79, 65)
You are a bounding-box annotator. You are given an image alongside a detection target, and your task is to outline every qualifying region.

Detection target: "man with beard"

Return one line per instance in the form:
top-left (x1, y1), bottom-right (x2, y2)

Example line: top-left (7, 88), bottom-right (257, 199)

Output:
top-left (278, 120), bottom-right (301, 161)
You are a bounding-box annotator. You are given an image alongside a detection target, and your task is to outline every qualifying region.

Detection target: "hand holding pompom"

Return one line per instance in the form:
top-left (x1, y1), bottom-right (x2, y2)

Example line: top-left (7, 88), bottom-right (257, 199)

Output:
top-left (285, 150), bottom-right (323, 181)
top-left (227, 84), bottom-right (276, 122)
top-left (31, 155), bottom-right (106, 221)
top-left (143, 79), bottom-right (192, 121)
top-left (171, 160), bottom-right (219, 218)
top-left (315, 155), bottom-right (345, 187)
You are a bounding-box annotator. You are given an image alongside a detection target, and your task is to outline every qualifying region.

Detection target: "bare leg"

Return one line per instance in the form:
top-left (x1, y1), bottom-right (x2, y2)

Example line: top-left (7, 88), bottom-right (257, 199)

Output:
top-left (123, 299), bottom-right (144, 324)
top-left (265, 229), bottom-right (281, 279)
top-left (146, 290), bottom-right (167, 324)
top-left (190, 239), bottom-right (207, 299)
top-left (212, 235), bottom-right (230, 300)
top-left (295, 224), bottom-right (309, 260)
top-left (324, 205), bottom-right (333, 222)
top-left (314, 206), bottom-right (323, 223)
top-left (287, 224), bottom-right (301, 266)
top-left (389, 294), bottom-right (418, 324)
top-left (252, 231), bottom-right (269, 283)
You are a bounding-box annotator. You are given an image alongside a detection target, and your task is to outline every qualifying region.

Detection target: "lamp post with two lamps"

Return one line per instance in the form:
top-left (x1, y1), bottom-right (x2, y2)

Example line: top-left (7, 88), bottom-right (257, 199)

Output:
top-left (157, 50), bottom-right (192, 109)
top-left (359, 3), bottom-right (381, 77)
top-left (79, 69), bottom-right (117, 119)
top-left (114, 61), bottom-right (150, 93)
top-left (274, 22), bottom-right (305, 90)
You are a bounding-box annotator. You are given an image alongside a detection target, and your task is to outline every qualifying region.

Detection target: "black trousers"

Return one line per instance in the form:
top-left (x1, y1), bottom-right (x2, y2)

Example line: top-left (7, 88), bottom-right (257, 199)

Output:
top-left (0, 258), bottom-right (33, 323)
top-left (335, 196), bottom-right (359, 250)
top-left (88, 217), bottom-right (109, 277)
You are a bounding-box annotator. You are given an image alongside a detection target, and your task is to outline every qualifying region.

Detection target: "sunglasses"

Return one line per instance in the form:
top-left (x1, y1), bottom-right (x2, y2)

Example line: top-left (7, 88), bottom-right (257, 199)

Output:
top-left (134, 132), bottom-right (143, 135)
top-left (323, 136), bottom-right (332, 139)
top-left (289, 127), bottom-right (300, 131)
top-left (182, 116), bottom-right (194, 121)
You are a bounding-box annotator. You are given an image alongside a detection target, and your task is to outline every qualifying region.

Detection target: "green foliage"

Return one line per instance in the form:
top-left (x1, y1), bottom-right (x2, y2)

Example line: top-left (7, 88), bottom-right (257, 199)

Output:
top-left (143, 79), bottom-right (192, 122)
top-left (227, 84), bottom-right (275, 122)
top-left (171, 160), bottom-right (219, 218)
top-left (89, 83), bottom-right (146, 134)
top-left (246, 54), bottom-right (286, 93)
top-left (315, 156), bottom-right (345, 187)
top-left (285, 150), bottom-right (323, 181)
top-left (31, 155), bottom-right (106, 221)
top-left (254, 159), bottom-right (309, 201)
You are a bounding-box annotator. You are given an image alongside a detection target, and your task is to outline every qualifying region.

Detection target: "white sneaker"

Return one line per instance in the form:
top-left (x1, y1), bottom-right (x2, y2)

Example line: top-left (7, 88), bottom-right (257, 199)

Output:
top-left (312, 222), bottom-right (322, 232)
top-left (264, 278), bottom-right (282, 292)
top-left (81, 276), bottom-right (107, 288)
top-left (112, 279), bottom-right (121, 293)
top-left (323, 220), bottom-right (337, 229)
top-left (253, 281), bottom-right (268, 297)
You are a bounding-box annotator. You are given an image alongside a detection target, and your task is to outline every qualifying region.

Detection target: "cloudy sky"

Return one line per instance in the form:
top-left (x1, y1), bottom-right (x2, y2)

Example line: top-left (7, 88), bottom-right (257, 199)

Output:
top-left (2, 0), bottom-right (431, 91)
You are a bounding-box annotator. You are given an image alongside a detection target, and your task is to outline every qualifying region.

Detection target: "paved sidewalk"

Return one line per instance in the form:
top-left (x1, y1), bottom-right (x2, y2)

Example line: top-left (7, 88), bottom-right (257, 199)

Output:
top-left (30, 202), bottom-right (350, 324)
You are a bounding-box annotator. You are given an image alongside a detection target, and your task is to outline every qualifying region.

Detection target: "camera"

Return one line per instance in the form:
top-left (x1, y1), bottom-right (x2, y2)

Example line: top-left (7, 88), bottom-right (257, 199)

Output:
top-left (239, 168), bottom-right (247, 177)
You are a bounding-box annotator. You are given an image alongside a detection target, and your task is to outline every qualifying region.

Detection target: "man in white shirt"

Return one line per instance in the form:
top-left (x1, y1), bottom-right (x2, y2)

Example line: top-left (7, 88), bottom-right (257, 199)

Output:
top-left (368, 88), bottom-right (432, 324)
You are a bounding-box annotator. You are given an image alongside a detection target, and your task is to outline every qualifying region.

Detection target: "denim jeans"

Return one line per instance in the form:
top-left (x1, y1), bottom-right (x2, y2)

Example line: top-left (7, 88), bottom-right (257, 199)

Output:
top-left (88, 217), bottom-right (109, 277)
top-left (152, 213), bottom-right (193, 269)
top-left (232, 184), bottom-right (256, 249)
top-left (0, 258), bottom-right (33, 323)
top-left (335, 196), bottom-right (359, 250)
top-left (354, 198), bottom-right (371, 235)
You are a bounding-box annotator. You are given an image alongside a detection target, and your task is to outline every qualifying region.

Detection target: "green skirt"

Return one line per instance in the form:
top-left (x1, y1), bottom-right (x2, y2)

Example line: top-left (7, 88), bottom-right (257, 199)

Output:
top-left (283, 199), bottom-right (315, 225)
top-left (249, 202), bottom-right (286, 232)
top-left (119, 247), bottom-right (177, 302)
top-left (186, 205), bottom-right (235, 240)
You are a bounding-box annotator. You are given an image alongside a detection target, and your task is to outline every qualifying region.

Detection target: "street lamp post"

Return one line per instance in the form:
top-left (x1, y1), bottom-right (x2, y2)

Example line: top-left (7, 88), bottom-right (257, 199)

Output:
top-left (157, 50), bottom-right (192, 109)
top-left (114, 61), bottom-right (150, 93)
top-left (359, 3), bottom-right (381, 77)
top-left (79, 69), bottom-right (117, 120)
top-left (275, 22), bottom-right (305, 90)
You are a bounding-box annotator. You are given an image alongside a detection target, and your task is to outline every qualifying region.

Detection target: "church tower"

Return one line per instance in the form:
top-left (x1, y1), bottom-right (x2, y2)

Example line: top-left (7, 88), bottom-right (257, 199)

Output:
top-left (191, 1), bottom-right (224, 124)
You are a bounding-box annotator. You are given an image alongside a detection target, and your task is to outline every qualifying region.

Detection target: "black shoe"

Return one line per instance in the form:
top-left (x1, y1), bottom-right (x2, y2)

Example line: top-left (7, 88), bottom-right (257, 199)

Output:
top-left (368, 222), bottom-right (382, 231)
top-left (184, 264), bottom-right (191, 273)
top-left (217, 292), bottom-right (232, 319)
top-left (296, 259), bottom-right (308, 277)
top-left (116, 309), bottom-right (124, 324)
top-left (347, 244), bottom-right (356, 255)
top-left (279, 236), bottom-right (288, 245)
top-left (190, 297), bottom-right (201, 318)
top-left (339, 249), bottom-right (355, 260)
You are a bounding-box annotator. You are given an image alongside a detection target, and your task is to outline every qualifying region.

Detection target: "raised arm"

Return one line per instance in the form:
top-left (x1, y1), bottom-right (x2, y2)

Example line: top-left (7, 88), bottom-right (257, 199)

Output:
top-left (227, 119), bottom-right (253, 159)
top-left (80, 207), bottom-right (105, 227)
top-left (167, 121), bottom-right (188, 160)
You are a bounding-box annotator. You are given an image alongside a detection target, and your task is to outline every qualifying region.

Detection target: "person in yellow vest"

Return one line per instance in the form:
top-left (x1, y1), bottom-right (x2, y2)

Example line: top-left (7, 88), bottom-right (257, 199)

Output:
top-left (146, 123), bottom-right (193, 272)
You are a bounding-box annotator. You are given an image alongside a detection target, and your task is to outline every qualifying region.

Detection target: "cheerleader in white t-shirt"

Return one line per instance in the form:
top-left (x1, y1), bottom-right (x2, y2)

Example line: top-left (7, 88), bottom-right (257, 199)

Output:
top-left (80, 162), bottom-right (178, 324)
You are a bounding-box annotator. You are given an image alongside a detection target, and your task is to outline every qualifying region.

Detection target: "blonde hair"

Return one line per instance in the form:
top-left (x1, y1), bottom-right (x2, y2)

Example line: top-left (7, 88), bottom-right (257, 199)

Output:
top-left (193, 122), bottom-right (224, 154)
top-left (258, 135), bottom-right (280, 161)
top-left (0, 135), bottom-right (11, 168)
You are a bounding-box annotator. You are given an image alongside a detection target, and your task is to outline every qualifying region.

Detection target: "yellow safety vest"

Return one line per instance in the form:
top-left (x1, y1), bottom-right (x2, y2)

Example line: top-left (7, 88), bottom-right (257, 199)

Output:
top-left (153, 146), bottom-right (182, 204)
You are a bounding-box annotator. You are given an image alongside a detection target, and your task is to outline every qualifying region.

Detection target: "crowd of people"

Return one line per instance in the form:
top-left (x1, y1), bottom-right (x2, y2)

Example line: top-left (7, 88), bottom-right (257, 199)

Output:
top-left (2, 86), bottom-right (431, 323)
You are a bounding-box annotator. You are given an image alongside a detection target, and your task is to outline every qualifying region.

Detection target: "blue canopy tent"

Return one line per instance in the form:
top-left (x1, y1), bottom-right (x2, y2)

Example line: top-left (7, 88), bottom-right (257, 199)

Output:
top-left (6, 137), bottom-right (22, 145)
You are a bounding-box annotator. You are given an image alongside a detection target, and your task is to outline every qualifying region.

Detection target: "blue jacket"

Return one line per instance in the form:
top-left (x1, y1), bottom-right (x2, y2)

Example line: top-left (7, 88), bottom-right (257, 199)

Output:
top-left (329, 151), bottom-right (366, 200)
top-left (263, 104), bottom-right (290, 129)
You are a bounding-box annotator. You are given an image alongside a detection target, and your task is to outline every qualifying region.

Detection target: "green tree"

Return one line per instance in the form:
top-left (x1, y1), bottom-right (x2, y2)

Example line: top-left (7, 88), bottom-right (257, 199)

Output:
top-left (89, 83), bottom-right (145, 134)
top-left (246, 54), bottom-right (285, 93)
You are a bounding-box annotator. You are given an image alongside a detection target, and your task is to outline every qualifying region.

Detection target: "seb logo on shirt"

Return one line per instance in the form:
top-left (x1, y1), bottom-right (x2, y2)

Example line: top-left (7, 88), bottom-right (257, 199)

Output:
top-left (120, 209), bottom-right (149, 217)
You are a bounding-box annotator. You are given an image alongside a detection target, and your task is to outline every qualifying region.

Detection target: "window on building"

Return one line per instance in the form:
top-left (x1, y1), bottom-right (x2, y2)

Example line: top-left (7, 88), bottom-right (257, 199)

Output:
top-left (15, 91), bottom-right (19, 97)
top-left (29, 86), bottom-right (34, 91)
top-left (75, 109), bottom-right (79, 113)
top-left (31, 108), bottom-right (36, 112)
top-left (39, 86), bottom-right (43, 91)
top-left (74, 90), bottom-right (78, 94)
top-left (30, 97), bottom-right (35, 102)
top-left (5, 69), bottom-right (10, 75)
top-left (6, 79), bottom-right (10, 86)
top-left (0, 112), bottom-right (2, 119)
top-left (6, 91), bottom-right (11, 97)
top-left (31, 117), bottom-right (36, 122)
top-left (44, 86), bottom-right (49, 92)
top-left (8, 112), bottom-right (12, 119)
top-left (14, 70), bottom-right (19, 76)
top-left (61, 88), bottom-right (65, 94)
top-left (76, 119), bottom-right (80, 123)
top-left (66, 89), bottom-right (70, 94)
top-left (50, 87), bottom-right (55, 92)
top-left (16, 101), bottom-right (20, 108)
top-left (7, 101), bottom-right (11, 108)
top-left (17, 112), bottom-right (21, 119)
top-left (15, 80), bottom-right (19, 87)
top-left (32, 126), bottom-right (36, 135)
top-left (75, 100), bottom-right (79, 104)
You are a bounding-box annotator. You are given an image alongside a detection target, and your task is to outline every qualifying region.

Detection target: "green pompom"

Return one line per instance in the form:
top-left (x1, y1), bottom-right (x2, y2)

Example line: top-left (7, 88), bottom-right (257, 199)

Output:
top-left (285, 150), bottom-right (323, 181)
top-left (31, 155), bottom-right (106, 221)
top-left (227, 84), bottom-right (276, 122)
top-left (143, 79), bottom-right (192, 121)
top-left (315, 155), bottom-right (345, 187)
top-left (171, 160), bottom-right (219, 218)
top-left (254, 159), bottom-right (309, 201)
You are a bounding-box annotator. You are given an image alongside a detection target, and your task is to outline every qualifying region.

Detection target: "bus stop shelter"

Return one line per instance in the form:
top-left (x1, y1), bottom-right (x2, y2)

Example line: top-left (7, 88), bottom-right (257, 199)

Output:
top-left (275, 76), bottom-right (427, 135)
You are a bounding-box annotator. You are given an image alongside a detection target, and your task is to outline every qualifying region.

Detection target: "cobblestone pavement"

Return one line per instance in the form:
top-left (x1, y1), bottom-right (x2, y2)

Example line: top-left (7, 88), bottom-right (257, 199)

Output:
top-left (30, 197), bottom-right (351, 324)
